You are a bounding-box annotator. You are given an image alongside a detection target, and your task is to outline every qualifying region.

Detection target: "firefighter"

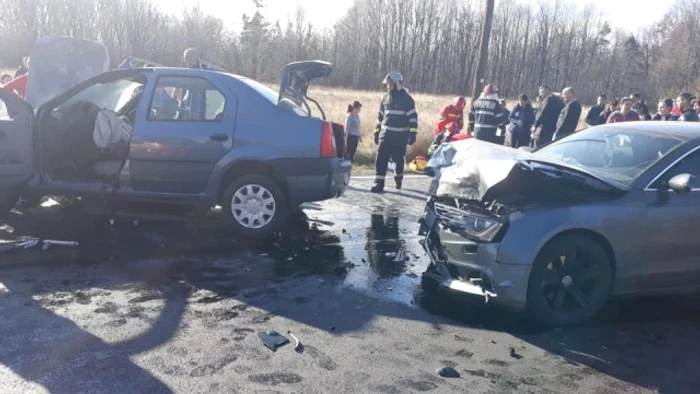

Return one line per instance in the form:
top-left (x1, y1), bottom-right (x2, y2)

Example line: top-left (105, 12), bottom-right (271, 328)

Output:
top-left (371, 72), bottom-right (418, 193)
top-left (434, 96), bottom-right (466, 135)
top-left (468, 84), bottom-right (506, 143)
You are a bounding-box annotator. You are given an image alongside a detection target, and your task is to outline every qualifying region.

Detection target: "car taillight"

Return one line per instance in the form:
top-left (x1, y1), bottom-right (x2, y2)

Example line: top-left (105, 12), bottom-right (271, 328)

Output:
top-left (320, 122), bottom-right (337, 158)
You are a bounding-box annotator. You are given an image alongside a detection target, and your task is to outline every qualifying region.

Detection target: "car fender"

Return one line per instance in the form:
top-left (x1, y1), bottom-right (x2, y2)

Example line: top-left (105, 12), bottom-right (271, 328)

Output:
top-left (206, 147), bottom-right (290, 196)
top-left (496, 206), bottom-right (618, 267)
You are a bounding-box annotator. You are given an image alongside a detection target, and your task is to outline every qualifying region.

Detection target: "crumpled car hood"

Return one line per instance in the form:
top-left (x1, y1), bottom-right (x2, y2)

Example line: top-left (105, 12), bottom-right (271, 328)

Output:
top-left (426, 139), bottom-right (626, 206)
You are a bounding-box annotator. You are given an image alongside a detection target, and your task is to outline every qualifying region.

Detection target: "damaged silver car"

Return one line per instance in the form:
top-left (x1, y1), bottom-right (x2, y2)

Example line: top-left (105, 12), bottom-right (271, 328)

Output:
top-left (420, 122), bottom-right (700, 326)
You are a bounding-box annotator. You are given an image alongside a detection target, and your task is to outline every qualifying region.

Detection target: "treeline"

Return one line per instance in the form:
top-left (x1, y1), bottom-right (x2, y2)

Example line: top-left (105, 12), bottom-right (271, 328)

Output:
top-left (1, 0), bottom-right (699, 105)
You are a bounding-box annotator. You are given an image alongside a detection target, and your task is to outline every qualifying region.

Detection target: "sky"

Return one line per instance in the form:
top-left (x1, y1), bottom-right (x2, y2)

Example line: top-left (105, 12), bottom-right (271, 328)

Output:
top-left (153, 0), bottom-right (672, 33)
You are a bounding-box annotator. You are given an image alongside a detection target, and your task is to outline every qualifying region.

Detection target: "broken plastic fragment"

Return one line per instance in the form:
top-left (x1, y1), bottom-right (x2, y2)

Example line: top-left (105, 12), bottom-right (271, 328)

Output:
top-left (258, 331), bottom-right (290, 352)
top-left (437, 367), bottom-right (461, 378)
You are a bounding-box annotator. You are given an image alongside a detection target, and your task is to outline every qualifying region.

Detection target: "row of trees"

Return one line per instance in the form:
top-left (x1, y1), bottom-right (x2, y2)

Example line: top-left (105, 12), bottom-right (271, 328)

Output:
top-left (1, 0), bottom-right (699, 105)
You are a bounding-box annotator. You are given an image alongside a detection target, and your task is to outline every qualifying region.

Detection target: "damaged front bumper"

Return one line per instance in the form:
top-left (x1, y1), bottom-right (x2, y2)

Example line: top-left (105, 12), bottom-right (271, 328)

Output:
top-left (419, 199), bottom-right (531, 312)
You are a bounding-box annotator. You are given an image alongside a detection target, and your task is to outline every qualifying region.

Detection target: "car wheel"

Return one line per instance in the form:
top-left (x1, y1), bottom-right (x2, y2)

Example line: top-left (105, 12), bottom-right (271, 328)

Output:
top-left (526, 235), bottom-right (614, 327)
top-left (222, 174), bottom-right (288, 239)
top-left (0, 191), bottom-right (19, 217)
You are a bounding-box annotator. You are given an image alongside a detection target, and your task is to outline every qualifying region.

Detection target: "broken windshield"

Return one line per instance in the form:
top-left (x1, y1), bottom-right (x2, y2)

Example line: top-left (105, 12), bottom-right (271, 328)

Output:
top-left (534, 128), bottom-right (688, 185)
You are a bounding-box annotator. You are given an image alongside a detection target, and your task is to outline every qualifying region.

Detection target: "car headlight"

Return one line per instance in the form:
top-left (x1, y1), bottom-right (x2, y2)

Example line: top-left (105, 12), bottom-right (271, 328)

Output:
top-left (434, 202), bottom-right (505, 242)
top-left (453, 215), bottom-right (503, 242)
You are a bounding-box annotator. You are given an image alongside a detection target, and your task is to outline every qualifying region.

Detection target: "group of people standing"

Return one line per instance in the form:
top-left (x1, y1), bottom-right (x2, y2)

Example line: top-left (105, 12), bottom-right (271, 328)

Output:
top-left (432, 84), bottom-right (583, 149)
top-left (347, 71), bottom-right (700, 195)
top-left (585, 92), bottom-right (700, 125)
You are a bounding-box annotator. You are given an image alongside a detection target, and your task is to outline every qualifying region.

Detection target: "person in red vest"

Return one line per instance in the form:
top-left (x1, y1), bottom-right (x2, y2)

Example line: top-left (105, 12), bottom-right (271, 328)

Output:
top-left (434, 96), bottom-right (466, 135)
top-left (2, 73), bottom-right (28, 99)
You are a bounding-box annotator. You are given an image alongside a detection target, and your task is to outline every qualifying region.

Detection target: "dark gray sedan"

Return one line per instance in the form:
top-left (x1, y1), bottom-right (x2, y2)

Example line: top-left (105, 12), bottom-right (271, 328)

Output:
top-left (420, 122), bottom-right (700, 326)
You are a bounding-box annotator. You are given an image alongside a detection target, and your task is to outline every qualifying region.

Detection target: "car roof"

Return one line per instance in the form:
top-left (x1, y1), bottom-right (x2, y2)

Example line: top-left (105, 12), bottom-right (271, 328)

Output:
top-left (595, 121), bottom-right (700, 139)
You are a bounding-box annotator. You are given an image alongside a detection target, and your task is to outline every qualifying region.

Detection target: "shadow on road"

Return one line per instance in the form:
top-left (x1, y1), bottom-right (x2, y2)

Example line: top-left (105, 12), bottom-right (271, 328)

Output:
top-left (1, 197), bottom-right (699, 393)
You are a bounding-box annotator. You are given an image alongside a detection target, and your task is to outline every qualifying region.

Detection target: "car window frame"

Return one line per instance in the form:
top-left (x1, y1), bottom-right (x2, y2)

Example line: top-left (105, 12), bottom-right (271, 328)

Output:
top-left (54, 77), bottom-right (144, 115)
top-left (644, 144), bottom-right (700, 192)
top-left (146, 75), bottom-right (226, 123)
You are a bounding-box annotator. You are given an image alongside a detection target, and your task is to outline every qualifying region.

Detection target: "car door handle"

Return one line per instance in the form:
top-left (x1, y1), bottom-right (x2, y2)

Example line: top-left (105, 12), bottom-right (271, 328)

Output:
top-left (210, 133), bottom-right (229, 142)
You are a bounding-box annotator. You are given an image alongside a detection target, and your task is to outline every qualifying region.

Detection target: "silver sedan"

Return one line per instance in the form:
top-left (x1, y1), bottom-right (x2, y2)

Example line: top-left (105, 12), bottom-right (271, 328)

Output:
top-left (420, 122), bottom-right (700, 326)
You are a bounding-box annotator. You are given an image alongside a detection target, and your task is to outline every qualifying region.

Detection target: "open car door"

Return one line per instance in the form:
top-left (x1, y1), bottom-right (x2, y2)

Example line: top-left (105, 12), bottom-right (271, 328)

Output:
top-left (0, 91), bottom-right (34, 184)
top-left (26, 36), bottom-right (110, 108)
top-left (278, 60), bottom-right (332, 119)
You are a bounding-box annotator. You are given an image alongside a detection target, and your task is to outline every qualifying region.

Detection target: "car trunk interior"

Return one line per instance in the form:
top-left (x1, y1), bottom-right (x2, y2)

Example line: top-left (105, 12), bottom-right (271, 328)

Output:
top-left (38, 76), bottom-right (145, 183)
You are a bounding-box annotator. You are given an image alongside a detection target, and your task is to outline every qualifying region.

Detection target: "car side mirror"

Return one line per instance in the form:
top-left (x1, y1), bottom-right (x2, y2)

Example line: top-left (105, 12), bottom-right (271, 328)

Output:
top-left (518, 146), bottom-right (533, 153)
top-left (668, 173), bottom-right (694, 194)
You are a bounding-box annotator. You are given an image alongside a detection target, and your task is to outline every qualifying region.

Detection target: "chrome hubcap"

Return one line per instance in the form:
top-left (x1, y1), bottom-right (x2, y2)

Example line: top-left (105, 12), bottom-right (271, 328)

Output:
top-left (231, 184), bottom-right (276, 229)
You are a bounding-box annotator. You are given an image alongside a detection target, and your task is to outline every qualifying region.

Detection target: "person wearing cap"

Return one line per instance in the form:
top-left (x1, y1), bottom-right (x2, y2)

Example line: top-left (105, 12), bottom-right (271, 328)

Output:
top-left (371, 71), bottom-right (418, 193)
top-left (468, 84), bottom-right (506, 143)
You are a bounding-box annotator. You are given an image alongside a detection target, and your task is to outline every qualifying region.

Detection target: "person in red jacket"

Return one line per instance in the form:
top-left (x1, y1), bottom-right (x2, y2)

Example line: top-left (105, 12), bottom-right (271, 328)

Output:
top-left (2, 73), bottom-right (27, 99)
top-left (434, 96), bottom-right (466, 135)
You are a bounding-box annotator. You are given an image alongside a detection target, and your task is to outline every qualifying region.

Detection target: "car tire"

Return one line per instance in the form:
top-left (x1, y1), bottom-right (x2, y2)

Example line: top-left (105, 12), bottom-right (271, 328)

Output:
top-left (0, 191), bottom-right (19, 217)
top-left (222, 174), bottom-right (289, 239)
top-left (526, 235), bottom-right (614, 327)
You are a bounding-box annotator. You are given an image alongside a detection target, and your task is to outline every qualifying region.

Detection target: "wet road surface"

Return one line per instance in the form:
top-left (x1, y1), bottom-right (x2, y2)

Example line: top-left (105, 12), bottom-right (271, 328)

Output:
top-left (1, 175), bottom-right (699, 393)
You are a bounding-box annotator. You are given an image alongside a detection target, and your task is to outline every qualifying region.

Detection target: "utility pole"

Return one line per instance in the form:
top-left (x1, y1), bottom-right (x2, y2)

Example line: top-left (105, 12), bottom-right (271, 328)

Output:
top-left (471, 0), bottom-right (495, 102)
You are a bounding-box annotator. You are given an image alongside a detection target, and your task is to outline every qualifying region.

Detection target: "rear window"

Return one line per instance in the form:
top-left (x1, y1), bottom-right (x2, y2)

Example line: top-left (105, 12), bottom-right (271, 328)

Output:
top-left (236, 76), bottom-right (307, 116)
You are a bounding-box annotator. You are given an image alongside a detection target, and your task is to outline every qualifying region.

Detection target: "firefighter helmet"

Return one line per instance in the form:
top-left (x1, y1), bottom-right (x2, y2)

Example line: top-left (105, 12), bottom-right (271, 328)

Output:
top-left (452, 96), bottom-right (466, 110)
top-left (483, 84), bottom-right (498, 94)
top-left (383, 72), bottom-right (404, 88)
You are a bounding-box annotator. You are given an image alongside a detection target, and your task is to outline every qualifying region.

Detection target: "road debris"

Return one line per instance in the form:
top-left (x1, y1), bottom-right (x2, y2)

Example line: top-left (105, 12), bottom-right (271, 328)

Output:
top-left (509, 347), bottom-right (523, 359)
top-left (0, 238), bottom-right (40, 252)
top-left (41, 240), bottom-right (79, 251)
top-left (394, 249), bottom-right (406, 262)
top-left (258, 330), bottom-right (290, 352)
top-left (288, 331), bottom-right (303, 353)
top-left (437, 366), bottom-right (461, 378)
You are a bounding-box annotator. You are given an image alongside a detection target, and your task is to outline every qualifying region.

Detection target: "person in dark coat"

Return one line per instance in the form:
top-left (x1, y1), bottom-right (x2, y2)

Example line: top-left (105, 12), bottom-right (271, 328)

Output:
top-left (553, 87), bottom-right (582, 141)
top-left (468, 84), bottom-right (506, 143)
top-left (598, 99), bottom-right (619, 124)
top-left (585, 94), bottom-right (606, 127)
top-left (505, 94), bottom-right (535, 148)
top-left (653, 98), bottom-right (677, 121)
top-left (532, 85), bottom-right (564, 147)
top-left (631, 92), bottom-right (651, 120)
top-left (676, 92), bottom-right (699, 122)
top-left (371, 71), bottom-right (418, 193)
top-left (14, 57), bottom-right (29, 78)
top-left (496, 99), bottom-right (509, 145)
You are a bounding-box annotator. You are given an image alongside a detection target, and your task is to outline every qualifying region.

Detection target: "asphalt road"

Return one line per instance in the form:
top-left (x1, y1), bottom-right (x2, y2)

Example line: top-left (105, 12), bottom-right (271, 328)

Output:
top-left (0, 175), bottom-right (698, 393)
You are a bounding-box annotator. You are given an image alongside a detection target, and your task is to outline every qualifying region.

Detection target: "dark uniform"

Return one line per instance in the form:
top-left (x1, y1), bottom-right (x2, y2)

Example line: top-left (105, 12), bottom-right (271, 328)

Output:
top-left (468, 96), bottom-right (505, 143)
top-left (373, 87), bottom-right (418, 191)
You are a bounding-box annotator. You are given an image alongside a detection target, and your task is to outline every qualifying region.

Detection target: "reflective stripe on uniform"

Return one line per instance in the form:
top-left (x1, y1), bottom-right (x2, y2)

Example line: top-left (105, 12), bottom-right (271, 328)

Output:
top-left (474, 124), bottom-right (497, 129)
top-left (406, 109), bottom-right (417, 116)
top-left (382, 126), bottom-right (410, 132)
top-left (374, 175), bottom-right (386, 180)
top-left (409, 118), bottom-right (418, 124)
top-left (474, 111), bottom-right (494, 116)
top-left (385, 110), bottom-right (407, 115)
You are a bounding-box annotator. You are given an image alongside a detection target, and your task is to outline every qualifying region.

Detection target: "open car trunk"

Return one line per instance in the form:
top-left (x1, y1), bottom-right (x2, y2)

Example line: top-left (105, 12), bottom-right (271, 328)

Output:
top-left (278, 60), bottom-right (332, 120)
